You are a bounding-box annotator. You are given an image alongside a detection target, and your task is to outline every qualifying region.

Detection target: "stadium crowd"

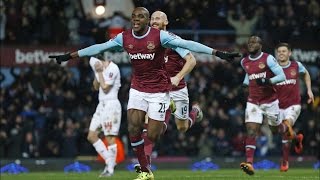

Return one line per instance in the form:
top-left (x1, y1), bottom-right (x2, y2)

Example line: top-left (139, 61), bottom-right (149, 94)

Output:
top-left (1, 0), bottom-right (319, 46)
top-left (0, 0), bottom-right (319, 160)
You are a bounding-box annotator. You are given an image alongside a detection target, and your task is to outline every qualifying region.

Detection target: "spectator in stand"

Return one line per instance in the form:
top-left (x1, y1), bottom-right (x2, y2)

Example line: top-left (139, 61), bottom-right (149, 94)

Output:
top-left (227, 10), bottom-right (260, 47)
top-left (98, 11), bottom-right (130, 39)
top-left (0, 1), bottom-right (6, 42)
top-left (78, 13), bottom-right (96, 46)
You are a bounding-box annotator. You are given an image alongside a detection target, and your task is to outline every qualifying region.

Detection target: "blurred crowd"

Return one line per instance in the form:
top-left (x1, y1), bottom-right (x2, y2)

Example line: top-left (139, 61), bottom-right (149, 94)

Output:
top-left (1, 0), bottom-right (319, 47)
top-left (1, 58), bottom-right (319, 159)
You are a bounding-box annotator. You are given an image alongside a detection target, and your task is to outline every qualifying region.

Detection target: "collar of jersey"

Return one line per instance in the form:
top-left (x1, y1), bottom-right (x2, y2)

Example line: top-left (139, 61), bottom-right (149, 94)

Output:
top-left (280, 61), bottom-right (291, 68)
top-left (131, 27), bottom-right (151, 39)
top-left (249, 52), bottom-right (263, 61)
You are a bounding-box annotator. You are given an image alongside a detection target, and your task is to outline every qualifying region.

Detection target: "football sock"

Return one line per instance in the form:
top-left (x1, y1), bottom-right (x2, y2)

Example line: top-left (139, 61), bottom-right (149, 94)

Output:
top-left (282, 135), bottom-right (290, 162)
top-left (92, 139), bottom-right (109, 164)
top-left (107, 143), bottom-right (117, 174)
top-left (188, 109), bottom-right (197, 128)
top-left (130, 135), bottom-right (150, 172)
top-left (142, 131), bottom-right (153, 164)
top-left (245, 136), bottom-right (256, 164)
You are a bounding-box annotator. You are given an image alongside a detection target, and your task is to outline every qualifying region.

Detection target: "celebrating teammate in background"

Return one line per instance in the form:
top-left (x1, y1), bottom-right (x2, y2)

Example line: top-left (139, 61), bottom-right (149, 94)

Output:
top-left (240, 36), bottom-right (288, 175)
top-left (87, 55), bottom-right (121, 177)
top-left (135, 11), bottom-right (204, 173)
top-left (275, 43), bottom-right (314, 172)
top-left (49, 7), bottom-right (241, 180)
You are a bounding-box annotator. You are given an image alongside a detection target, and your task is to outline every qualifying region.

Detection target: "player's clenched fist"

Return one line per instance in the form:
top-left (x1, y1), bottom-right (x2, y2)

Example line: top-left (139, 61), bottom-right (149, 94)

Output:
top-left (170, 76), bottom-right (181, 87)
top-left (215, 51), bottom-right (242, 62)
top-left (48, 53), bottom-right (71, 64)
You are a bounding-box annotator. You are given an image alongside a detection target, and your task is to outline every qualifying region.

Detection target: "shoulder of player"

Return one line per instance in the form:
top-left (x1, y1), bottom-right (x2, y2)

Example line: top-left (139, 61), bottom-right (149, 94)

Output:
top-left (109, 62), bottom-right (121, 72)
top-left (160, 30), bottom-right (180, 38)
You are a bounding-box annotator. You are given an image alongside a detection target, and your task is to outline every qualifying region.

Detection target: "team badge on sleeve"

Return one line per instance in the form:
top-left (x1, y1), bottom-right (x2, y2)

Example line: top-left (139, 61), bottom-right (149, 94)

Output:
top-left (109, 73), bottom-right (113, 78)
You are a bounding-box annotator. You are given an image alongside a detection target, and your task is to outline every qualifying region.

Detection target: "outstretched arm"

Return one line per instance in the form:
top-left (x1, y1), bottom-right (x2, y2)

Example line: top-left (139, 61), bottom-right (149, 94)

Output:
top-left (49, 34), bottom-right (123, 64)
top-left (160, 31), bottom-right (241, 61)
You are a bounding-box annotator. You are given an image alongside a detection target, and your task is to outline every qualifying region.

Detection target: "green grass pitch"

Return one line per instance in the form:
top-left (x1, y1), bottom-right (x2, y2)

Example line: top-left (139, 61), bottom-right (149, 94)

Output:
top-left (1, 169), bottom-right (319, 180)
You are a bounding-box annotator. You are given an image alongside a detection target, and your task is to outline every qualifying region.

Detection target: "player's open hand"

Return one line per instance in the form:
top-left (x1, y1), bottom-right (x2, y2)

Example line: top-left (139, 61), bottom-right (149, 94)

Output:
top-left (216, 51), bottom-right (242, 62)
top-left (48, 53), bottom-right (71, 64)
top-left (170, 76), bottom-right (180, 87)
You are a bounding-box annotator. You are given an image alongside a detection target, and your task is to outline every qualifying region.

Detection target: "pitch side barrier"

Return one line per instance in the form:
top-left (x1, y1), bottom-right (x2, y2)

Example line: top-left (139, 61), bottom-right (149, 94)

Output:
top-left (1, 45), bottom-right (318, 67)
top-left (0, 156), bottom-right (318, 172)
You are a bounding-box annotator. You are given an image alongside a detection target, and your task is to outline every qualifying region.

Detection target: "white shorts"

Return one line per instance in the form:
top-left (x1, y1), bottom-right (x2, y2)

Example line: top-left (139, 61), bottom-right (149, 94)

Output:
top-left (127, 88), bottom-right (170, 121)
top-left (89, 99), bottom-right (122, 136)
top-left (245, 100), bottom-right (281, 126)
top-left (170, 87), bottom-right (189, 120)
top-left (279, 105), bottom-right (301, 125)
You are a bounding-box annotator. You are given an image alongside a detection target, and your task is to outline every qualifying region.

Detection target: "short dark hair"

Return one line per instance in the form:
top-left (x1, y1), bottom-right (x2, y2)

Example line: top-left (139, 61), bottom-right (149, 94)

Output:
top-left (95, 53), bottom-right (104, 60)
top-left (276, 43), bottom-right (292, 51)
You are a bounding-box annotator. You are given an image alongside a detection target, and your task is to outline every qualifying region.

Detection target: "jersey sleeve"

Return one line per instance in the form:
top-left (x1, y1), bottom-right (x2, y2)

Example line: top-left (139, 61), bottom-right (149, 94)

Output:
top-left (297, 61), bottom-right (306, 74)
top-left (104, 64), bottom-right (119, 85)
top-left (78, 33), bottom-right (123, 57)
top-left (267, 55), bottom-right (286, 84)
top-left (173, 47), bottom-right (190, 58)
top-left (243, 73), bottom-right (249, 85)
top-left (160, 30), bottom-right (213, 54)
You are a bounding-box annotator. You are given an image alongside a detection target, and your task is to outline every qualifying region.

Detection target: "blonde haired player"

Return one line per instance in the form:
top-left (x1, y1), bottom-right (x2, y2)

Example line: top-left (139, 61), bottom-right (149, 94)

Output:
top-left (87, 54), bottom-right (121, 177)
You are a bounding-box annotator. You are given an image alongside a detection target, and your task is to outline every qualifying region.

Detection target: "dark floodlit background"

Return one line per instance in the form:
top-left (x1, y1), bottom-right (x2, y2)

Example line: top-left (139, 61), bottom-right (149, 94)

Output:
top-left (0, 0), bottom-right (319, 171)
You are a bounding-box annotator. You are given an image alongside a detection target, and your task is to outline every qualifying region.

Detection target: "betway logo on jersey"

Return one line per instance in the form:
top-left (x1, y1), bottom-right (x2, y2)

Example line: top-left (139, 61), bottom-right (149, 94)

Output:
top-left (248, 72), bottom-right (266, 80)
top-left (128, 53), bottom-right (155, 60)
top-left (276, 79), bottom-right (296, 86)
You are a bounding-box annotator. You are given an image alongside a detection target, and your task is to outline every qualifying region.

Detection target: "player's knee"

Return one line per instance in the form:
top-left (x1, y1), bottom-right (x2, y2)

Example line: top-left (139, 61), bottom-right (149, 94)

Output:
top-left (176, 125), bottom-right (188, 133)
top-left (87, 133), bottom-right (97, 143)
top-left (175, 119), bottom-right (189, 133)
top-left (128, 124), bottom-right (140, 135)
top-left (247, 129), bottom-right (257, 137)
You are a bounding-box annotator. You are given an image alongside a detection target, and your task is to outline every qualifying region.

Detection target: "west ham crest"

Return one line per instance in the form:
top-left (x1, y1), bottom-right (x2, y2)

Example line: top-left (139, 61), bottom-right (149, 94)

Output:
top-left (109, 72), bottom-right (113, 78)
top-left (290, 69), bottom-right (296, 76)
top-left (147, 41), bottom-right (155, 50)
top-left (258, 62), bottom-right (265, 69)
top-left (128, 44), bottom-right (134, 49)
